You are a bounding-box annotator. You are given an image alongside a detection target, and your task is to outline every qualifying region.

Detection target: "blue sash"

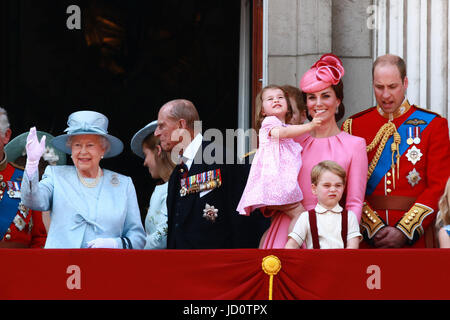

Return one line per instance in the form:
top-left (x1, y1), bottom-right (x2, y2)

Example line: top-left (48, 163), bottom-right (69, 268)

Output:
top-left (0, 168), bottom-right (23, 239)
top-left (366, 109), bottom-right (436, 195)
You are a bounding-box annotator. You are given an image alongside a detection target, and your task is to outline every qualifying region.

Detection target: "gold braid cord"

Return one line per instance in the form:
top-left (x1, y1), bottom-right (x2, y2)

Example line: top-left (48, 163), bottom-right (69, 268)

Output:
top-left (366, 122), bottom-right (401, 188)
top-left (342, 118), bottom-right (352, 135)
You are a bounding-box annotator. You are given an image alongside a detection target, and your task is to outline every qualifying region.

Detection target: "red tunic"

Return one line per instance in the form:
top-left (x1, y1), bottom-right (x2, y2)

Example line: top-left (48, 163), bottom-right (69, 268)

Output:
top-left (343, 101), bottom-right (450, 247)
top-left (0, 162), bottom-right (47, 248)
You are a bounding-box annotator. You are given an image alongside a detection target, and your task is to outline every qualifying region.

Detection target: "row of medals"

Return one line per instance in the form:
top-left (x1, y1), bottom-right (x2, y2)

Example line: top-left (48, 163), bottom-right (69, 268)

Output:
top-left (180, 178), bottom-right (222, 197)
top-left (0, 175), bottom-right (30, 232)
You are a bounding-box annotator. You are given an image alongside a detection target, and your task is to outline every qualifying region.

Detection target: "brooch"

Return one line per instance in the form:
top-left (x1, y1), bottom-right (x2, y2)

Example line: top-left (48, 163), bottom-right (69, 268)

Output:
top-left (406, 168), bottom-right (421, 187)
top-left (13, 215), bottom-right (26, 231)
top-left (18, 202), bottom-right (29, 218)
top-left (203, 204), bottom-right (218, 222)
top-left (111, 174), bottom-right (120, 186)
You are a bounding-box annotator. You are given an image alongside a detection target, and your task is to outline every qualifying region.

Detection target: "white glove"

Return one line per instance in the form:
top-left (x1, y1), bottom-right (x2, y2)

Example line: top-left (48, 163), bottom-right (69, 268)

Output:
top-left (25, 127), bottom-right (46, 178)
top-left (87, 238), bottom-right (119, 249)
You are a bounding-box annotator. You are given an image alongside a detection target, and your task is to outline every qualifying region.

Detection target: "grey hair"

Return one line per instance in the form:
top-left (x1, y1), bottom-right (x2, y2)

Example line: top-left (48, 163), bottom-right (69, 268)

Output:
top-left (66, 135), bottom-right (111, 154)
top-left (0, 107), bottom-right (10, 137)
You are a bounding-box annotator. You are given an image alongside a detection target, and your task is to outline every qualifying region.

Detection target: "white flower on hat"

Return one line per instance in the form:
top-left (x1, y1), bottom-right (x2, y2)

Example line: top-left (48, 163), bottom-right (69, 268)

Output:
top-left (43, 147), bottom-right (60, 165)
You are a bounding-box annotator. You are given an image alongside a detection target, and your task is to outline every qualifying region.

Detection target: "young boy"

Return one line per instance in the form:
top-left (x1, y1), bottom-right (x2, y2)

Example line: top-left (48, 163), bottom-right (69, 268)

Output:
top-left (285, 160), bottom-right (361, 249)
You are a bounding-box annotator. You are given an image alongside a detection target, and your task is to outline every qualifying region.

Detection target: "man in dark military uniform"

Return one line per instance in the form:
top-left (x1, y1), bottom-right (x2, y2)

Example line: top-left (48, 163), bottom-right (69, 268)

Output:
top-left (155, 99), bottom-right (268, 249)
top-left (0, 108), bottom-right (47, 248)
top-left (342, 54), bottom-right (450, 248)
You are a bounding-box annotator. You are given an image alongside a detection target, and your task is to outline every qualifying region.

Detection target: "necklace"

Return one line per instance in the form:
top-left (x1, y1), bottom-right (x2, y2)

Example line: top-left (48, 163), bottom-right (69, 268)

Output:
top-left (77, 167), bottom-right (102, 188)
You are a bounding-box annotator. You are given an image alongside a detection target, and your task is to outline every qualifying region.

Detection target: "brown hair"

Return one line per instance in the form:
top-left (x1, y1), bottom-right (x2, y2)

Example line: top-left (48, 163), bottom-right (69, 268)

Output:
top-left (255, 85), bottom-right (293, 132)
top-left (142, 134), bottom-right (176, 180)
top-left (311, 160), bottom-right (347, 186)
top-left (281, 85), bottom-right (306, 115)
top-left (302, 80), bottom-right (345, 122)
top-left (372, 54), bottom-right (407, 82)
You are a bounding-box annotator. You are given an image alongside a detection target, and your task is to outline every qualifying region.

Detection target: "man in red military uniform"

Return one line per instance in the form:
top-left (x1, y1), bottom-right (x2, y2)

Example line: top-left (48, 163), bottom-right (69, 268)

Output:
top-left (0, 107), bottom-right (47, 248)
top-left (342, 54), bottom-right (450, 248)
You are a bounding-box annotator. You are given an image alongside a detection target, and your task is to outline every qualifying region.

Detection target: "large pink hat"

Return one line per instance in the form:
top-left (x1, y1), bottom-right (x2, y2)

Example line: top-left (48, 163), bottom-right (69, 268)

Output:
top-left (300, 53), bottom-right (345, 93)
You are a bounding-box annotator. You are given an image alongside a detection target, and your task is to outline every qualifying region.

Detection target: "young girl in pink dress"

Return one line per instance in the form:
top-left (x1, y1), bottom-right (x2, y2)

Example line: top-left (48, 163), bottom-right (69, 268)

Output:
top-left (260, 54), bottom-right (368, 249)
top-left (237, 85), bottom-right (321, 247)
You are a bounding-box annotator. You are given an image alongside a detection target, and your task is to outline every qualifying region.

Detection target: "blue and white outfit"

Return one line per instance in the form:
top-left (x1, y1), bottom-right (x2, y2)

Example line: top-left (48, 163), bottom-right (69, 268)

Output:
top-left (444, 225), bottom-right (450, 237)
top-left (144, 182), bottom-right (168, 249)
top-left (21, 165), bottom-right (146, 249)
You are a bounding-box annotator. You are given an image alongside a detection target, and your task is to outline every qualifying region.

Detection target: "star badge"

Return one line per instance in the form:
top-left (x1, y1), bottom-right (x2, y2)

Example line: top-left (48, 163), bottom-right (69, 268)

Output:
top-left (406, 168), bottom-right (421, 187)
top-left (406, 145), bottom-right (423, 165)
top-left (203, 204), bottom-right (218, 222)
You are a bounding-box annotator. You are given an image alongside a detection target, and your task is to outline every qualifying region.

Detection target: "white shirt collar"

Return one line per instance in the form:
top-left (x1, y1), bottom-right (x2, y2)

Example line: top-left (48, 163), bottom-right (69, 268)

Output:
top-left (181, 133), bottom-right (203, 170)
top-left (315, 203), bottom-right (343, 214)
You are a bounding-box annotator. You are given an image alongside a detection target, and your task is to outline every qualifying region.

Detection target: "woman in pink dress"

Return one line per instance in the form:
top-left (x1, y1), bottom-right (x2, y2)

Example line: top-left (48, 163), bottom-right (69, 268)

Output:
top-left (237, 85), bottom-right (321, 246)
top-left (261, 54), bottom-right (368, 249)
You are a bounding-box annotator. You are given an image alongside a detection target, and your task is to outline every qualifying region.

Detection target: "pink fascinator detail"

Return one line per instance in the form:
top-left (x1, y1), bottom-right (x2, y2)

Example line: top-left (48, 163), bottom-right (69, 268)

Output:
top-left (300, 53), bottom-right (345, 93)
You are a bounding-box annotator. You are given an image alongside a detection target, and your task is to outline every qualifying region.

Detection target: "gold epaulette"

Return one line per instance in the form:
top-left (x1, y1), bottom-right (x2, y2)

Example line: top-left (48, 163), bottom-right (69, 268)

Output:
top-left (414, 105), bottom-right (443, 118)
top-left (341, 107), bottom-right (377, 135)
top-left (342, 118), bottom-right (352, 135)
top-left (360, 202), bottom-right (385, 239)
top-left (9, 162), bottom-right (25, 170)
top-left (396, 203), bottom-right (433, 241)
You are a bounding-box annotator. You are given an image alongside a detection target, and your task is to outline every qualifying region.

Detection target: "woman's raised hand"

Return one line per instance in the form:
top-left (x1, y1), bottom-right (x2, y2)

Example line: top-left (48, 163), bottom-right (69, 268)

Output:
top-left (25, 127), bottom-right (46, 177)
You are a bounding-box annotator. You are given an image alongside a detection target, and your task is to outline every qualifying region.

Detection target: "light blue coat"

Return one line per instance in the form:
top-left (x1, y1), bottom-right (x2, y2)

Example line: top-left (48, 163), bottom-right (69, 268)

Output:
top-left (21, 165), bottom-right (146, 249)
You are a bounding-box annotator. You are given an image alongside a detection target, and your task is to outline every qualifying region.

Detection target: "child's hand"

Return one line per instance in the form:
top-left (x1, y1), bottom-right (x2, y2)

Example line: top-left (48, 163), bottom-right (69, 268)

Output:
top-left (310, 116), bottom-right (322, 128)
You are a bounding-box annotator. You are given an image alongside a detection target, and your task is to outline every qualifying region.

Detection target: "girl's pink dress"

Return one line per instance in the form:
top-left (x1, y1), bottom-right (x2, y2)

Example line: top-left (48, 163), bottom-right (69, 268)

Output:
top-left (237, 116), bottom-right (303, 215)
top-left (261, 131), bottom-right (368, 249)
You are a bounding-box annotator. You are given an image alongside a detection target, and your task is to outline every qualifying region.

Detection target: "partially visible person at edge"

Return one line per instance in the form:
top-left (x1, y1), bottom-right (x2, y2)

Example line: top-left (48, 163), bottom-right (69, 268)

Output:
top-left (342, 54), bottom-right (450, 248)
top-left (131, 120), bottom-right (175, 249)
top-left (5, 130), bottom-right (67, 235)
top-left (155, 99), bottom-right (266, 249)
top-left (0, 107), bottom-right (46, 248)
top-left (21, 110), bottom-right (146, 249)
top-left (282, 85), bottom-right (307, 125)
top-left (436, 177), bottom-right (450, 248)
top-left (260, 53), bottom-right (368, 249)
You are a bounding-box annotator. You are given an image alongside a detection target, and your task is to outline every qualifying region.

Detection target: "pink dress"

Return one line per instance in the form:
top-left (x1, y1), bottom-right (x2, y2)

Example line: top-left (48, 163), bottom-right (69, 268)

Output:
top-left (237, 116), bottom-right (303, 215)
top-left (261, 131), bottom-right (368, 249)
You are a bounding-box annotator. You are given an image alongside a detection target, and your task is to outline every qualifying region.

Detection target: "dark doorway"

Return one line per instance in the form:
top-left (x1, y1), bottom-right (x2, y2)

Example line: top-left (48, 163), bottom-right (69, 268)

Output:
top-left (1, 0), bottom-right (242, 220)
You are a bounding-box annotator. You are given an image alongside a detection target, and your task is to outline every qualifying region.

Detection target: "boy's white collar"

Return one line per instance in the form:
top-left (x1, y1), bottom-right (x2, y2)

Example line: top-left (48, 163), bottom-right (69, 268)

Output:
top-left (315, 203), bottom-right (343, 214)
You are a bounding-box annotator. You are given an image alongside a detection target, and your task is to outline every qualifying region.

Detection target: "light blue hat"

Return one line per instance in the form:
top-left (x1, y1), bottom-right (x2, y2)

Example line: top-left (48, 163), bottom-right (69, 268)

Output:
top-left (51, 110), bottom-right (124, 158)
top-left (130, 120), bottom-right (157, 159)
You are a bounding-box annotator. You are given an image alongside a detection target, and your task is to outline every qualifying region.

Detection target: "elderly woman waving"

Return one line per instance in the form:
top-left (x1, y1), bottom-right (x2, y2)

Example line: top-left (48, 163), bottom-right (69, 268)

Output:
top-left (21, 110), bottom-right (146, 249)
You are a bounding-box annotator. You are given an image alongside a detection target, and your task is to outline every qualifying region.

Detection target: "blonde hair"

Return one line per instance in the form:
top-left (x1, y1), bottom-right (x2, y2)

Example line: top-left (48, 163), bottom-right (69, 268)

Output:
top-left (254, 85), bottom-right (293, 133)
top-left (436, 177), bottom-right (450, 228)
top-left (311, 160), bottom-right (347, 186)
